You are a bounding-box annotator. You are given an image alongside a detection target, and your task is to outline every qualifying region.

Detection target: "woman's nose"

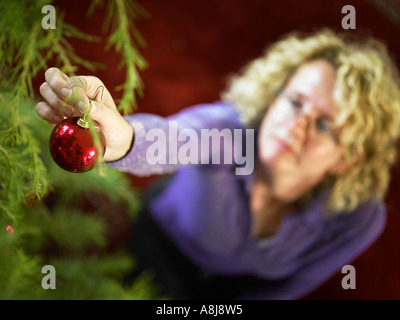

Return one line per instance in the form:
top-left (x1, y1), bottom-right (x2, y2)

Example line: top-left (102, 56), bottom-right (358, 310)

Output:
top-left (289, 114), bottom-right (311, 143)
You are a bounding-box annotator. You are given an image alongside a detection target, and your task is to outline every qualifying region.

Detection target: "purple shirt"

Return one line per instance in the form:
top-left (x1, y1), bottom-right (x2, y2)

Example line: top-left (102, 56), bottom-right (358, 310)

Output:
top-left (108, 101), bottom-right (386, 299)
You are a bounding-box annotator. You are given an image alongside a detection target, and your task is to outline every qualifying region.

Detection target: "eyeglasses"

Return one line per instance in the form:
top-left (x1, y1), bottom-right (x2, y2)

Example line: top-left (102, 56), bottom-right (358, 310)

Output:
top-left (276, 89), bottom-right (340, 146)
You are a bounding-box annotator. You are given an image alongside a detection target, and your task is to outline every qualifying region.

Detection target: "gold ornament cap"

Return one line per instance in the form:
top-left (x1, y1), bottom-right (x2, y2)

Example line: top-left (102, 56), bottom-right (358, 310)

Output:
top-left (77, 112), bottom-right (90, 129)
top-left (76, 85), bottom-right (104, 129)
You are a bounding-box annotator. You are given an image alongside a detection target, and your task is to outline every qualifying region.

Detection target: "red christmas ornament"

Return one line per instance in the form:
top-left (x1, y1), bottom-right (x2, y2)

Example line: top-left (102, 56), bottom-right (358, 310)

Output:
top-left (49, 114), bottom-right (106, 173)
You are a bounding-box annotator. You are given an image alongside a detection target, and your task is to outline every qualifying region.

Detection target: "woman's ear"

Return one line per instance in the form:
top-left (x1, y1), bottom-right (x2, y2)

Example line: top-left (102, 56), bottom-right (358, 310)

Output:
top-left (328, 158), bottom-right (349, 175)
top-left (329, 153), bottom-right (362, 175)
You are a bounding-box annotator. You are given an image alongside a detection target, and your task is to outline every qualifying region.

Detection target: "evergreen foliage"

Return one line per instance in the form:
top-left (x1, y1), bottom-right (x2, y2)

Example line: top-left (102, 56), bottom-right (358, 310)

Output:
top-left (0, 0), bottom-right (164, 299)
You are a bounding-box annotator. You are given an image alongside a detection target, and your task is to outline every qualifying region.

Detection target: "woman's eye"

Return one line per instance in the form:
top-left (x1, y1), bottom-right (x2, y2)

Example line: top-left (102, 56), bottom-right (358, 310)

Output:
top-left (316, 120), bottom-right (330, 133)
top-left (289, 98), bottom-right (301, 108)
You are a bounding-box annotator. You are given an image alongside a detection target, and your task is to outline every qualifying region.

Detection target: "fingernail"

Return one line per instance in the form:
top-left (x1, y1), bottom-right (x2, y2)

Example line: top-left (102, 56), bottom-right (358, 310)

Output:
top-left (61, 88), bottom-right (72, 98)
top-left (78, 101), bottom-right (88, 113)
top-left (53, 115), bottom-right (64, 123)
top-left (63, 106), bottom-right (74, 117)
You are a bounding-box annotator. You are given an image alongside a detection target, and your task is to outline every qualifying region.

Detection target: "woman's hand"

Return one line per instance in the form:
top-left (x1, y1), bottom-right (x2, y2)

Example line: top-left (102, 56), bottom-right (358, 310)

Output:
top-left (36, 67), bottom-right (134, 162)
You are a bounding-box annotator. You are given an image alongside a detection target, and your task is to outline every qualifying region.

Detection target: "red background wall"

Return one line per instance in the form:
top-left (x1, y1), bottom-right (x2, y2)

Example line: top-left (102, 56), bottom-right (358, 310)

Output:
top-left (45, 0), bottom-right (400, 299)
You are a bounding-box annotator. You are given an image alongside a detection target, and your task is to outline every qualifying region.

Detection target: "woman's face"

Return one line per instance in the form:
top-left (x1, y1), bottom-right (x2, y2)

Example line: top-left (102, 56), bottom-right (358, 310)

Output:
top-left (258, 59), bottom-right (346, 201)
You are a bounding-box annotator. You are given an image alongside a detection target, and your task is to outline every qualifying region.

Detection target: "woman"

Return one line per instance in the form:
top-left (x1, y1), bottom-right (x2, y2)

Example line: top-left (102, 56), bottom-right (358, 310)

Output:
top-left (36, 28), bottom-right (400, 299)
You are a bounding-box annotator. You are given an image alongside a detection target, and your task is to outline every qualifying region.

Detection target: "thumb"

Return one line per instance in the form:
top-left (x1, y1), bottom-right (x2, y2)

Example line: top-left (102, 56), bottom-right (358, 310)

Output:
top-left (87, 100), bottom-right (115, 128)
top-left (88, 100), bottom-right (103, 117)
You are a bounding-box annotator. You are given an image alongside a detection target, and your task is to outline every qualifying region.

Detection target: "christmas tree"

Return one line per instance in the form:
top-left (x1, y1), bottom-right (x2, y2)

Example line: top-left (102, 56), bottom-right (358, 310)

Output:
top-left (0, 0), bottom-right (165, 299)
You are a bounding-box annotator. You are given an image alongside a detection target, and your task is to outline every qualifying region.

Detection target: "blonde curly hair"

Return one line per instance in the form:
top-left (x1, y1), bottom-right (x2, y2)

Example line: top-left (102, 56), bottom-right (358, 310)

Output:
top-left (221, 28), bottom-right (400, 215)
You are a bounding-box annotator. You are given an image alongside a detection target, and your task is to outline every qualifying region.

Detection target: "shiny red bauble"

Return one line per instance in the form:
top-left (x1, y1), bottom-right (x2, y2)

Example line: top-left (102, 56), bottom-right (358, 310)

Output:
top-left (49, 116), bottom-right (106, 173)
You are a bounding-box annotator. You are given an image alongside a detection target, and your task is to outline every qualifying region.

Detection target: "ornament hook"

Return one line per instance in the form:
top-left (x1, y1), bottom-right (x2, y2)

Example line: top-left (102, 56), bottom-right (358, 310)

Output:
top-left (89, 85), bottom-right (104, 103)
top-left (77, 85), bottom-right (105, 129)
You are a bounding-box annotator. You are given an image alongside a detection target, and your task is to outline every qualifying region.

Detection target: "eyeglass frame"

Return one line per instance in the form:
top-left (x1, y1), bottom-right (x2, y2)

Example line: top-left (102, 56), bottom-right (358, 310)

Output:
top-left (275, 89), bottom-right (340, 146)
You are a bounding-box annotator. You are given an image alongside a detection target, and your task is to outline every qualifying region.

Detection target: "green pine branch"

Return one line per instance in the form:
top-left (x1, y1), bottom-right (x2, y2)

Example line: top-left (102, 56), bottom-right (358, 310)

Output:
top-left (88, 0), bottom-right (149, 114)
top-left (0, 0), bottom-right (163, 300)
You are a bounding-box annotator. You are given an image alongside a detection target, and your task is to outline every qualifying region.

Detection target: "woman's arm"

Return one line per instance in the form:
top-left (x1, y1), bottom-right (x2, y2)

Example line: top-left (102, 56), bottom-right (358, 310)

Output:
top-left (106, 101), bottom-right (246, 176)
top-left (35, 68), bottom-right (246, 176)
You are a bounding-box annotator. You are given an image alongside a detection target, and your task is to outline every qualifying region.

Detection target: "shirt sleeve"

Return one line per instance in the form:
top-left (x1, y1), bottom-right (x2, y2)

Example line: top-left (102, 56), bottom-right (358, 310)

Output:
top-left (239, 199), bottom-right (387, 300)
top-left (106, 101), bottom-right (244, 176)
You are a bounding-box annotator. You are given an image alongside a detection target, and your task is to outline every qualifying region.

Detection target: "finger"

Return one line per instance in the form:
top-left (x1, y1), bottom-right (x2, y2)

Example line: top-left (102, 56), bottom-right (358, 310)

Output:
top-left (44, 68), bottom-right (117, 113)
top-left (63, 83), bottom-right (91, 114)
top-left (44, 69), bottom-right (90, 113)
top-left (44, 67), bottom-right (71, 99)
top-left (39, 82), bottom-right (77, 117)
top-left (35, 101), bottom-right (65, 126)
top-left (67, 76), bottom-right (117, 110)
